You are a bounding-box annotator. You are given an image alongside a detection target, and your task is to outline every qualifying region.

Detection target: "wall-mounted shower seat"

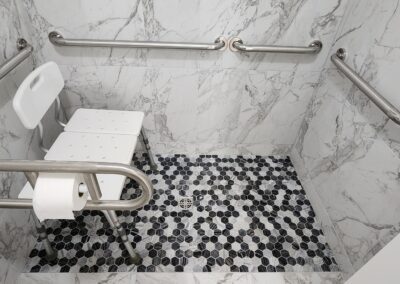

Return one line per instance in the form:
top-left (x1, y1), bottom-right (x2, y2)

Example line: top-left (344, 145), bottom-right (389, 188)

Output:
top-left (12, 61), bottom-right (151, 264)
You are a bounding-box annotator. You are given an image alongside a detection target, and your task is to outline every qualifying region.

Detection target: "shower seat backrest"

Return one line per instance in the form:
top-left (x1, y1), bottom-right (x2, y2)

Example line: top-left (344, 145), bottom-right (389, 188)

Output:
top-left (13, 61), bottom-right (64, 129)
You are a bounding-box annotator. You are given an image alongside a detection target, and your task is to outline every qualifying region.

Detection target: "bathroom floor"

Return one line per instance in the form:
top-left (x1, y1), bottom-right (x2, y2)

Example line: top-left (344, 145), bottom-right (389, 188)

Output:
top-left (25, 154), bottom-right (338, 273)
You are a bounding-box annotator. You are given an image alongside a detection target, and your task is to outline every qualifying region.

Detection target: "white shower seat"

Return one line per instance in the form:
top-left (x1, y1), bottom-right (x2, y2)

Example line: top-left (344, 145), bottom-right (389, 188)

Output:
top-left (65, 108), bottom-right (144, 135)
top-left (13, 61), bottom-right (148, 264)
top-left (19, 132), bottom-right (138, 201)
top-left (63, 107), bottom-right (155, 168)
top-left (12, 61), bottom-right (148, 202)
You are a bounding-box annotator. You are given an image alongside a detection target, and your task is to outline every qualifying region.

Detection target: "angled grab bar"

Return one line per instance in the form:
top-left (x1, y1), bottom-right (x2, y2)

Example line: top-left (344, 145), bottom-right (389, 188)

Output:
top-left (49, 31), bottom-right (227, 51)
top-left (331, 48), bottom-right (400, 125)
top-left (0, 160), bottom-right (154, 210)
top-left (229, 37), bottom-right (322, 54)
top-left (0, 38), bottom-right (33, 80)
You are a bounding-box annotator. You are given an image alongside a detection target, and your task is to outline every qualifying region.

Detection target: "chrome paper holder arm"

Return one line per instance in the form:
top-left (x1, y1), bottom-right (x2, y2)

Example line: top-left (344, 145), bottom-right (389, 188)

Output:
top-left (0, 38), bottom-right (33, 80)
top-left (228, 37), bottom-right (322, 54)
top-left (331, 48), bottom-right (400, 125)
top-left (0, 160), bottom-right (154, 211)
top-left (49, 31), bottom-right (227, 51)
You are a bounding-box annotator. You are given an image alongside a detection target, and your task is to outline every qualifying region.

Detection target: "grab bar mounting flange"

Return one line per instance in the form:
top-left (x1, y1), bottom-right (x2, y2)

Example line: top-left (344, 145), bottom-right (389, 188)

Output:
top-left (17, 38), bottom-right (29, 51)
top-left (336, 47), bottom-right (347, 60)
top-left (0, 38), bottom-right (33, 80)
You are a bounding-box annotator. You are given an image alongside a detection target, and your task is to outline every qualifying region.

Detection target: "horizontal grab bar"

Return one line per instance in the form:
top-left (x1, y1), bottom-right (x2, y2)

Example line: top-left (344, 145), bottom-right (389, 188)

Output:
top-left (229, 37), bottom-right (322, 54)
top-left (0, 160), bottom-right (154, 211)
top-left (0, 38), bottom-right (33, 80)
top-left (331, 49), bottom-right (400, 125)
top-left (49, 31), bottom-right (227, 51)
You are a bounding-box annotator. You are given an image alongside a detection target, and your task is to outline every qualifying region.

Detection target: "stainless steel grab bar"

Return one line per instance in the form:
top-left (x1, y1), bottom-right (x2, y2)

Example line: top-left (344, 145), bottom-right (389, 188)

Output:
top-left (49, 31), bottom-right (227, 51)
top-left (331, 48), bottom-right (400, 125)
top-left (229, 37), bottom-right (322, 54)
top-left (0, 160), bottom-right (154, 210)
top-left (0, 38), bottom-right (33, 80)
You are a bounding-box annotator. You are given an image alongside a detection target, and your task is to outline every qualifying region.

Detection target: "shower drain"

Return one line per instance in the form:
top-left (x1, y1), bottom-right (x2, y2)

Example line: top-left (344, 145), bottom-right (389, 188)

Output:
top-left (178, 197), bottom-right (193, 210)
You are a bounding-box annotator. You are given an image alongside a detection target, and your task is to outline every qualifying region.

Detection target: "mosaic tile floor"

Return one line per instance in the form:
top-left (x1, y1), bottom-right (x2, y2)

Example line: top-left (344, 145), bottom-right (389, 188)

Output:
top-left (26, 154), bottom-right (338, 273)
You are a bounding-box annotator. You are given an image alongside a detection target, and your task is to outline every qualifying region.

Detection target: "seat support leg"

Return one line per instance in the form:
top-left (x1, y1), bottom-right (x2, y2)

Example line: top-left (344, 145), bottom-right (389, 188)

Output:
top-left (33, 217), bottom-right (57, 261)
top-left (140, 128), bottom-right (157, 170)
top-left (25, 172), bottom-right (57, 261)
top-left (102, 210), bottom-right (114, 226)
top-left (84, 174), bottom-right (141, 265)
top-left (103, 210), bottom-right (142, 265)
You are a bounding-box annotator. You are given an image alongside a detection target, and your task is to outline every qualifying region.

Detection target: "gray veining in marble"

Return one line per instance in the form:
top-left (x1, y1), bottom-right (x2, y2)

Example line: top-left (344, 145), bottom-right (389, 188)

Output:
top-left (4, 0), bottom-right (400, 282)
top-left (3, 1), bottom-right (350, 281)
top-left (20, 0), bottom-right (348, 71)
top-left (16, 0), bottom-right (349, 155)
top-left (291, 0), bottom-right (400, 279)
top-left (0, 1), bottom-right (62, 283)
top-left (0, 1), bottom-right (37, 283)
top-left (17, 272), bottom-right (343, 284)
top-left (56, 66), bottom-right (321, 155)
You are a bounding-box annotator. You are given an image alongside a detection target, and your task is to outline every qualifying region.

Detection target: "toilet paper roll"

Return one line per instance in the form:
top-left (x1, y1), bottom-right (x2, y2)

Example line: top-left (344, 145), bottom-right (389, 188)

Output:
top-left (32, 173), bottom-right (88, 222)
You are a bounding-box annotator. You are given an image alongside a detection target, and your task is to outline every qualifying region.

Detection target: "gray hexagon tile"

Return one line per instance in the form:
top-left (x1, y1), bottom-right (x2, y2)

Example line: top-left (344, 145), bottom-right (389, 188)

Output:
top-left (25, 154), bottom-right (338, 273)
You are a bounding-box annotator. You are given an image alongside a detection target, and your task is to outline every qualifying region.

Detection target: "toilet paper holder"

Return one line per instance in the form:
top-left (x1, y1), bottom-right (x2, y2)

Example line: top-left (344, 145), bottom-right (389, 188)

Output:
top-left (0, 159), bottom-right (153, 210)
top-left (0, 159), bottom-right (154, 264)
top-left (78, 182), bottom-right (88, 197)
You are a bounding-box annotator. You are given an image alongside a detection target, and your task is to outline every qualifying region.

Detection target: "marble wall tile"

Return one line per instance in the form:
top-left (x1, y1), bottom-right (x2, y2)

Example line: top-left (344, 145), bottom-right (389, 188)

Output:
top-left (14, 0), bottom-right (349, 156)
top-left (17, 272), bottom-right (134, 284)
top-left (290, 149), bottom-right (355, 277)
top-left (58, 65), bottom-right (320, 154)
top-left (136, 272), bottom-right (343, 284)
top-left (0, 1), bottom-right (62, 282)
top-left (0, 1), bottom-right (24, 62)
top-left (329, 0), bottom-right (400, 154)
top-left (136, 273), bottom-right (254, 284)
top-left (292, 0), bottom-right (400, 277)
top-left (230, 69), bottom-right (319, 146)
top-left (306, 74), bottom-right (400, 272)
top-left (8, 0), bottom-right (351, 162)
top-left (8, 0), bottom-right (400, 281)
top-left (293, 69), bottom-right (400, 276)
top-left (17, 272), bottom-right (344, 284)
top-left (135, 142), bottom-right (293, 157)
top-left (19, 0), bottom-right (348, 72)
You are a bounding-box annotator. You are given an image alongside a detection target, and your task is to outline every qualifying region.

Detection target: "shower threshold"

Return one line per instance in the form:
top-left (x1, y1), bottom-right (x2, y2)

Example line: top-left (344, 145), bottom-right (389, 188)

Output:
top-left (24, 154), bottom-right (338, 274)
top-left (17, 272), bottom-right (344, 283)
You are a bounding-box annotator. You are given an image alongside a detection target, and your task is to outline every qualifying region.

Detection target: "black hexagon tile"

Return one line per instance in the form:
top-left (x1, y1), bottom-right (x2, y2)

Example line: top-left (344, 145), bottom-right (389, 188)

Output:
top-left (26, 154), bottom-right (338, 273)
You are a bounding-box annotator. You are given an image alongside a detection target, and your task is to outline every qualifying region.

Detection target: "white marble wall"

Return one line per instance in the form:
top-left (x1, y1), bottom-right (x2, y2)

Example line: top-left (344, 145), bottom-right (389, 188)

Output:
top-left (292, 0), bottom-right (400, 278)
top-left (0, 1), bottom-right (44, 283)
top-left (18, 0), bottom-right (349, 155)
top-left (16, 272), bottom-right (344, 284)
top-left (8, 0), bottom-right (399, 281)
